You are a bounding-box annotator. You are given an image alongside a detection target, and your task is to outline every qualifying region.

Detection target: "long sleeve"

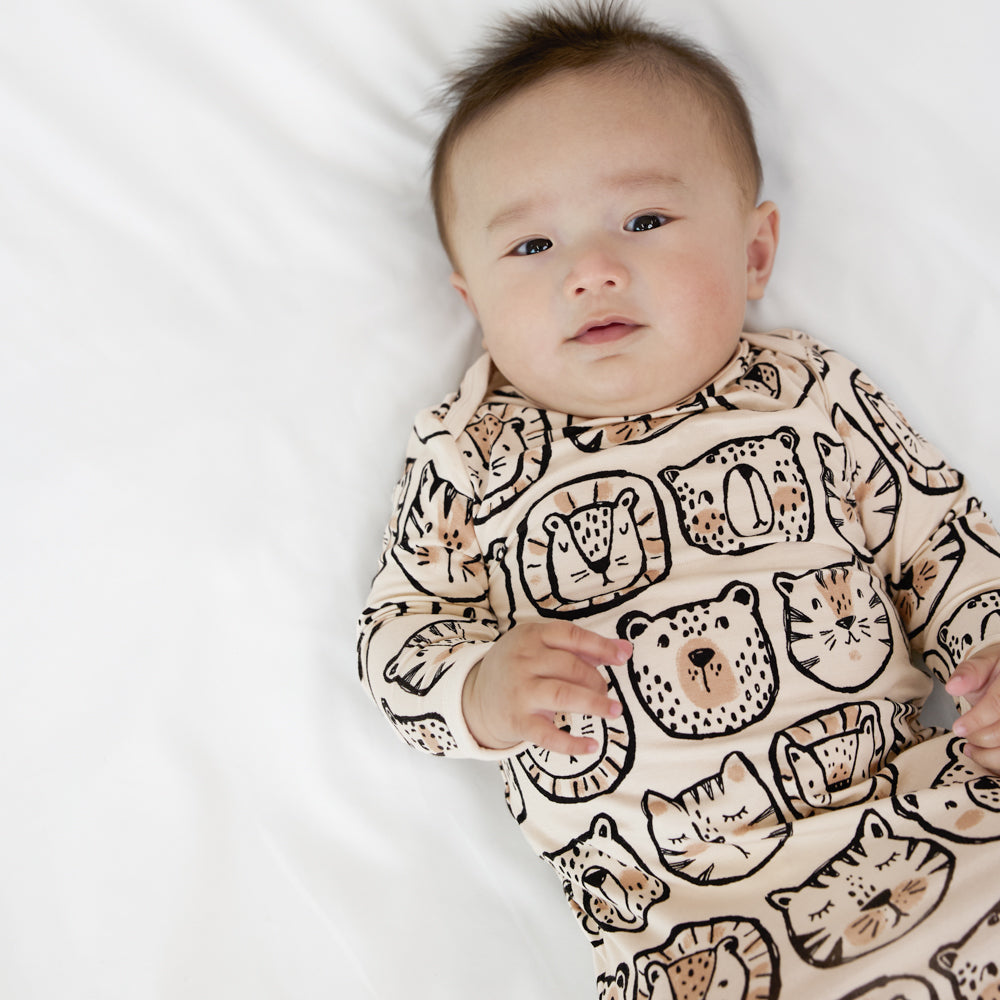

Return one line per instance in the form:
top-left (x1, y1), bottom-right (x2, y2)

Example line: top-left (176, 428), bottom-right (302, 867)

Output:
top-left (809, 338), bottom-right (1000, 686)
top-left (358, 362), bottom-right (513, 759)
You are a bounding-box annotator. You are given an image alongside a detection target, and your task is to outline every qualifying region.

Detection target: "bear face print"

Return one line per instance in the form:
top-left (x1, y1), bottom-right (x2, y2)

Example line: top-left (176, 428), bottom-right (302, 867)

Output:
top-left (619, 582), bottom-right (778, 739)
top-left (660, 427), bottom-right (813, 556)
top-left (543, 814), bottom-right (668, 939)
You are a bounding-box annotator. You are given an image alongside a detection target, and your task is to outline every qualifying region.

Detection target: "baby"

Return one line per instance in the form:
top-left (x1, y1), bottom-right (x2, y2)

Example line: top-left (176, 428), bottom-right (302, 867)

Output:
top-left (359, 2), bottom-right (1000, 995)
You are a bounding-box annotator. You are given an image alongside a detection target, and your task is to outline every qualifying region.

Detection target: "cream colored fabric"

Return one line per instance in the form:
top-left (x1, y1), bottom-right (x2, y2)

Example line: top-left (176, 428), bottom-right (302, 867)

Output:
top-left (361, 329), bottom-right (1000, 996)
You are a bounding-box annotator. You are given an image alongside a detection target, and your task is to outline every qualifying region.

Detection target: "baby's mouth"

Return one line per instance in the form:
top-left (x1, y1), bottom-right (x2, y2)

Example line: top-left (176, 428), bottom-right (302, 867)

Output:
top-left (572, 319), bottom-right (640, 346)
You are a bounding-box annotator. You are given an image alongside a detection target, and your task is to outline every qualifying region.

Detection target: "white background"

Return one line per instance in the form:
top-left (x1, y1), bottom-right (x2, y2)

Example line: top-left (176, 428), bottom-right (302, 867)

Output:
top-left (2, 1), bottom-right (998, 996)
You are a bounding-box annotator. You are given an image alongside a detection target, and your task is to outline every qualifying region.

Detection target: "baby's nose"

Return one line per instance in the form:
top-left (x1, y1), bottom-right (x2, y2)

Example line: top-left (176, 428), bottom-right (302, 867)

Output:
top-left (565, 244), bottom-right (630, 296)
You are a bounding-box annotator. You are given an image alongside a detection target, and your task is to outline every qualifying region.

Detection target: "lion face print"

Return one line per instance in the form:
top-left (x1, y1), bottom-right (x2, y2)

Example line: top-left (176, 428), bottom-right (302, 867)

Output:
top-left (852, 371), bottom-right (963, 494)
top-left (767, 810), bottom-right (954, 967)
top-left (519, 473), bottom-right (669, 618)
top-left (620, 582), bottom-right (778, 739)
top-left (644, 752), bottom-right (788, 884)
top-left (543, 814), bottom-right (668, 938)
top-left (932, 901), bottom-right (1000, 1000)
top-left (773, 562), bottom-right (893, 692)
top-left (660, 427), bottom-right (813, 555)
top-left (459, 403), bottom-right (550, 520)
top-left (635, 918), bottom-right (780, 1000)
top-left (771, 703), bottom-right (891, 817)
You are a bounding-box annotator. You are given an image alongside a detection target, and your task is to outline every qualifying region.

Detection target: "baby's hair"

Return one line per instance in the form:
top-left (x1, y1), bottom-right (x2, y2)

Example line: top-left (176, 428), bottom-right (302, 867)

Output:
top-left (430, 0), bottom-right (763, 264)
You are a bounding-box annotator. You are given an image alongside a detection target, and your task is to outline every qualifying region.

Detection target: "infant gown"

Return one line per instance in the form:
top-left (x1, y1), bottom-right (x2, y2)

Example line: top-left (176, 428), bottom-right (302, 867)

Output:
top-left (359, 329), bottom-right (1000, 999)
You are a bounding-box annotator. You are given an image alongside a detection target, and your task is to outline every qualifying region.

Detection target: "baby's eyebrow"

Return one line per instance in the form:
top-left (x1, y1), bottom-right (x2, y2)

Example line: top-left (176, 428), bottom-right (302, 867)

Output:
top-left (486, 171), bottom-right (687, 233)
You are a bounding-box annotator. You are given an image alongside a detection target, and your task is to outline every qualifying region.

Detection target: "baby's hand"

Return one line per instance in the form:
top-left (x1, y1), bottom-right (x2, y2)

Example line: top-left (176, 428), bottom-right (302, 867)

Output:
top-left (946, 642), bottom-right (1000, 774)
top-left (462, 622), bottom-right (631, 756)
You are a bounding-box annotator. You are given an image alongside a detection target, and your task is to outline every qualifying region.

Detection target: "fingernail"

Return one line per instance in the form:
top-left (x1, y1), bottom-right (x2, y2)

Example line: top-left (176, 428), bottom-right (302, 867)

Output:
top-left (615, 640), bottom-right (632, 661)
top-left (954, 720), bottom-right (968, 737)
top-left (608, 700), bottom-right (623, 718)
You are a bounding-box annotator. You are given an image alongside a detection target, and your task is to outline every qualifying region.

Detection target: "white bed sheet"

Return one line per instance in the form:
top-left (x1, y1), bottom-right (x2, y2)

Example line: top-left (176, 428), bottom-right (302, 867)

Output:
top-left (2, 1), bottom-right (998, 997)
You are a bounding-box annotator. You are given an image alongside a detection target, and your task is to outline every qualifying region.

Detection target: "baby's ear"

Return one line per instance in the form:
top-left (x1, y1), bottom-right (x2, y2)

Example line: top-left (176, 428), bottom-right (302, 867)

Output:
top-left (449, 272), bottom-right (479, 319)
top-left (746, 201), bottom-right (780, 300)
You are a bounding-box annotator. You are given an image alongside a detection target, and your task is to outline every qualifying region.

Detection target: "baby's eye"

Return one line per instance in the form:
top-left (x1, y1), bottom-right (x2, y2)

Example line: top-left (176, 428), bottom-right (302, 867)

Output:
top-left (511, 237), bottom-right (553, 256)
top-left (624, 213), bottom-right (670, 233)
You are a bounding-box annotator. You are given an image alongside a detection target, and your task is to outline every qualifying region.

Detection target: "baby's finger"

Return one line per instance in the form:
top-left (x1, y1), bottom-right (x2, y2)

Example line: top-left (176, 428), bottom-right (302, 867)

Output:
top-left (522, 713), bottom-right (602, 758)
top-left (954, 687), bottom-right (1000, 740)
top-left (960, 739), bottom-right (1000, 776)
top-left (534, 673), bottom-right (623, 722)
top-left (540, 621), bottom-right (631, 667)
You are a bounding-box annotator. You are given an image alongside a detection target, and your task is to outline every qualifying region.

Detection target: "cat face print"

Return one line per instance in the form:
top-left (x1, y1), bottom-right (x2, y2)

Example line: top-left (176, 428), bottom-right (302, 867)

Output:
top-left (767, 810), bottom-right (954, 967)
top-left (543, 814), bottom-right (668, 938)
top-left (932, 900), bottom-right (1000, 1000)
top-left (620, 582), bottom-right (777, 739)
top-left (814, 403), bottom-right (900, 558)
top-left (644, 752), bottom-right (787, 884)
top-left (773, 562), bottom-right (893, 692)
top-left (397, 462), bottom-right (485, 599)
top-left (660, 427), bottom-right (813, 555)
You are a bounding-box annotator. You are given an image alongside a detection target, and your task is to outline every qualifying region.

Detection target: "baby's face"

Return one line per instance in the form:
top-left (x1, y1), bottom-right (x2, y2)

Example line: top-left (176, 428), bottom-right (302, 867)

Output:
top-left (446, 67), bottom-right (778, 417)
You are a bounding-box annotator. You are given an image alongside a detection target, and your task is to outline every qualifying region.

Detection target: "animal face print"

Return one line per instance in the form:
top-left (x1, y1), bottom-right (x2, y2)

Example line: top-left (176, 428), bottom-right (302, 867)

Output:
top-left (635, 918), bottom-right (779, 1000)
top-left (519, 473), bottom-right (669, 618)
top-left (815, 403), bottom-right (900, 558)
top-left (773, 562), bottom-right (893, 692)
top-left (383, 620), bottom-right (472, 695)
top-left (660, 427), bottom-right (813, 555)
top-left (380, 700), bottom-right (458, 756)
top-left (543, 814), bottom-right (668, 938)
top-left (397, 462), bottom-right (485, 599)
top-left (767, 810), bottom-right (954, 967)
top-left (838, 976), bottom-right (936, 1000)
top-left (771, 703), bottom-right (891, 818)
top-left (620, 582), bottom-right (777, 739)
top-left (458, 403), bottom-right (550, 521)
top-left (852, 371), bottom-right (963, 494)
top-left (596, 964), bottom-right (630, 1000)
top-left (932, 900), bottom-right (1000, 1000)
top-left (897, 736), bottom-right (1000, 843)
top-left (888, 520), bottom-right (963, 639)
top-left (936, 589), bottom-right (1000, 669)
top-left (515, 669), bottom-right (634, 803)
top-left (563, 395), bottom-right (708, 452)
top-left (644, 752), bottom-right (788, 884)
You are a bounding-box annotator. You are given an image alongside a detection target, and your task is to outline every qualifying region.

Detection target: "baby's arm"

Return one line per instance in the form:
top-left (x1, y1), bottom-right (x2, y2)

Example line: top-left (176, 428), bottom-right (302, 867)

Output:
top-left (462, 622), bottom-right (629, 755)
top-left (947, 643), bottom-right (1000, 770)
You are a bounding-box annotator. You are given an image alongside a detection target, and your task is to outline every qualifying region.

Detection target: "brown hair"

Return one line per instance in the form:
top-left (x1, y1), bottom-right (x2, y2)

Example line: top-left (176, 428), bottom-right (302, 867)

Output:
top-left (430, 0), bottom-right (763, 264)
